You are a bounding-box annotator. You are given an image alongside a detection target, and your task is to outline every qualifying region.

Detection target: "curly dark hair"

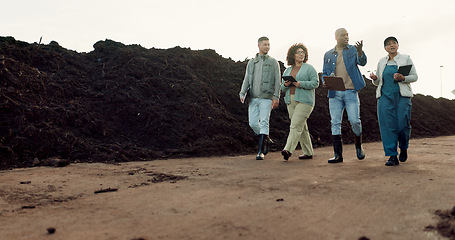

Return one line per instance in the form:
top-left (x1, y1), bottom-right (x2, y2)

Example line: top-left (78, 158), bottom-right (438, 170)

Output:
top-left (286, 43), bottom-right (308, 66)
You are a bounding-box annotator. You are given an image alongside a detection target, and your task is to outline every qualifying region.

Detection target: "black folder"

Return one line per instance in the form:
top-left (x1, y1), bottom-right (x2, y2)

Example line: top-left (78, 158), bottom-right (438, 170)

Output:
top-left (397, 65), bottom-right (412, 76)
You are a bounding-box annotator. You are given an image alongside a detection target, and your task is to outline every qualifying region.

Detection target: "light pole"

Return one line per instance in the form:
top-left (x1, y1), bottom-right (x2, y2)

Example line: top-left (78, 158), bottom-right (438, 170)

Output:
top-left (440, 66), bottom-right (443, 98)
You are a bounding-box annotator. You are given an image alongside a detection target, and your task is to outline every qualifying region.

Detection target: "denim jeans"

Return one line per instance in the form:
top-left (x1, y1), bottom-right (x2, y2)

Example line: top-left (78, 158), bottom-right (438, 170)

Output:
top-left (248, 98), bottom-right (273, 135)
top-left (329, 90), bottom-right (362, 136)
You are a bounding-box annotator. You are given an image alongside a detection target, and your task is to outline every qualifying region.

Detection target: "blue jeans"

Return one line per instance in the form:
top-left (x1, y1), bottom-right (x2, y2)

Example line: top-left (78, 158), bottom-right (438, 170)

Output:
top-left (329, 90), bottom-right (362, 136)
top-left (248, 98), bottom-right (273, 135)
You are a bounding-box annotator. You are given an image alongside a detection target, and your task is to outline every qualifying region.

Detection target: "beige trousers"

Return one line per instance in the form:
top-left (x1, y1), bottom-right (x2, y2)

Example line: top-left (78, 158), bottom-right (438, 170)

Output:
top-left (283, 95), bottom-right (314, 155)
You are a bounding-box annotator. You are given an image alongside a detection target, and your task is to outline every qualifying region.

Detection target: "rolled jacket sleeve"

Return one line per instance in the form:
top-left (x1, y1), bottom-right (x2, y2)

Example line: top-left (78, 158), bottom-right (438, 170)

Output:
top-left (273, 60), bottom-right (281, 99)
top-left (357, 52), bottom-right (367, 66)
top-left (239, 59), bottom-right (252, 97)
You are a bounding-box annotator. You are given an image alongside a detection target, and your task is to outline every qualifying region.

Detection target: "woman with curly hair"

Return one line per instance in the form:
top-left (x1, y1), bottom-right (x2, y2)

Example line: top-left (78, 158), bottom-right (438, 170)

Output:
top-left (280, 43), bottom-right (319, 161)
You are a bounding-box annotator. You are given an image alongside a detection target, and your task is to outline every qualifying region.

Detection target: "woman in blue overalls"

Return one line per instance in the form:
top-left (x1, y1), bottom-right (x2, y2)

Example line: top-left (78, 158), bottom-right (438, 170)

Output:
top-left (369, 36), bottom-right (418, 166)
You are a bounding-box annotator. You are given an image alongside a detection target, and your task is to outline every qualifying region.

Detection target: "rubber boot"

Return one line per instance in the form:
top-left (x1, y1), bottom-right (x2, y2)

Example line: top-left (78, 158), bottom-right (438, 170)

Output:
top-left (328, 135), bottom-right (343, 163)
top-left (263, 135), bottom-right (272, 155)
top-left (355, 134), bottom-right (365, 160)
top-left (256, 134), bottom-right (265, 160)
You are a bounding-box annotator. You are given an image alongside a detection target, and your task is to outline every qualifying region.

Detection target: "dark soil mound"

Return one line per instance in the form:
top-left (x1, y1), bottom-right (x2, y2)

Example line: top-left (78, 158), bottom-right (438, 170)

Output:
top-left (1, 36), bottom-right (455, 169)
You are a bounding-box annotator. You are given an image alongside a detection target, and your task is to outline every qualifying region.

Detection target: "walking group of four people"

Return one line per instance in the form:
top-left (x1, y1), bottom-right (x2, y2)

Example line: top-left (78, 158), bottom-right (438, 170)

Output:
top-left (239, 28), bottom-right (418, 166)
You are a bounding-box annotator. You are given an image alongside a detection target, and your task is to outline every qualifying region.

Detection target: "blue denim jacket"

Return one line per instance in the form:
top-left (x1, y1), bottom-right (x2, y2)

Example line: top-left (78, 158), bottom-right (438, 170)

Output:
top-left (322, 45), bottom-right (367, 98)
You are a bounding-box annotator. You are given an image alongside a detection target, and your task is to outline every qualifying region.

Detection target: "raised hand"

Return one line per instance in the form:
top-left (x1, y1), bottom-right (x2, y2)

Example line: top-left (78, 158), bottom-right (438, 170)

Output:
top-left (355, 40), bottom-right (363, 56)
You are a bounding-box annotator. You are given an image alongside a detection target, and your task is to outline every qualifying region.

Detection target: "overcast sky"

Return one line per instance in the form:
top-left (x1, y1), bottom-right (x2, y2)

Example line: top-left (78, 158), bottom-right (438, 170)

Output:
top-left (2, 0), bottom-right (454, 99)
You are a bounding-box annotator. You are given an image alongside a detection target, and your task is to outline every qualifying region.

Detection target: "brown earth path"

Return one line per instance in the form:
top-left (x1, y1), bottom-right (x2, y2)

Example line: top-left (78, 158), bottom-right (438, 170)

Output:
top-left (1, 136), bottom-right (454, 240)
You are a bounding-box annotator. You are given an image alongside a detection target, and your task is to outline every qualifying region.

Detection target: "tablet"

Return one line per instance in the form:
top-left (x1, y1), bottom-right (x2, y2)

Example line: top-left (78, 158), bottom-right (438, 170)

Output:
top-left (323, 76), bottom-right (346, 91)
top-left (397, 65), bottom-right (412, 76)
top-left (282, 75), bottom-right (297, 82)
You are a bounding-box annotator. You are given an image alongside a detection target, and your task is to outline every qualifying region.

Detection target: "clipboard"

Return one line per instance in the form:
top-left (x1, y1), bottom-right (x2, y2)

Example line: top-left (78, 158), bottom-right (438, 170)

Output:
top-left (323, 76), bottom-right (346, 91)
top-left (282, 75), bottom-right (297, 82)
top-left (397, 65), bottom-right (412, 76)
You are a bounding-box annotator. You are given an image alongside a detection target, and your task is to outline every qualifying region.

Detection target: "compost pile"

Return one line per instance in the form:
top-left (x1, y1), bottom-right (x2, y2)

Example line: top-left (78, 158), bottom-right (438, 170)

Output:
top-left (1, 36), bottom-right (455, 169)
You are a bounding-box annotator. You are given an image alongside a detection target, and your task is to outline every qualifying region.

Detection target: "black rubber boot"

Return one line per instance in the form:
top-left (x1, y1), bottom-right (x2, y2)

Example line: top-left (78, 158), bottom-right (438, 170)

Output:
top-left (256, 134), bottom-right (265, 160)
top-left (355, 134), bottom-right (365, 160)
top-left (263, 135), bottom-right (272, 155)
top-left (328, 135), bottom-right (343, 163)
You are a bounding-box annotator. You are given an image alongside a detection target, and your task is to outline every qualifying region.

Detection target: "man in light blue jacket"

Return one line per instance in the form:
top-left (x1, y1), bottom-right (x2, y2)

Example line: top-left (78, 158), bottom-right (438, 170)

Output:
top-left (239, 36), bottom-right (281, 160)
top-left (322, 28), bottom-right (367, 163)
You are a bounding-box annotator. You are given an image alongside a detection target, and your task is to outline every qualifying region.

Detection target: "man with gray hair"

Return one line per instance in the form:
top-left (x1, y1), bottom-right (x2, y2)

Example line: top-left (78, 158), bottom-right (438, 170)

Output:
top-left (240, 36), bottom-right (281, 160)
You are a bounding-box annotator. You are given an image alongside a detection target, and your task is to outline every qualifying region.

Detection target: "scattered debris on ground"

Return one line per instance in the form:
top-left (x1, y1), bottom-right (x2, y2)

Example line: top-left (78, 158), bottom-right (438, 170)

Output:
top-left (425, 206), bottom-right (455, 240)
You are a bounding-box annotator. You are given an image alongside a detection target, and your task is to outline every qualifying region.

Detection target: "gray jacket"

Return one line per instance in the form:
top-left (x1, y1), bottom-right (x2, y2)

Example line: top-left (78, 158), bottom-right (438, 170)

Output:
top-left (240, 54), bottom-right (281, 100)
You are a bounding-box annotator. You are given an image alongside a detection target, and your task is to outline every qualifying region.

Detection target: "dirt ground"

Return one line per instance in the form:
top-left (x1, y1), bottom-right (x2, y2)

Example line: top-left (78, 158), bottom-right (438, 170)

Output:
top-left (1, 136), bottom-right (455, 240)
